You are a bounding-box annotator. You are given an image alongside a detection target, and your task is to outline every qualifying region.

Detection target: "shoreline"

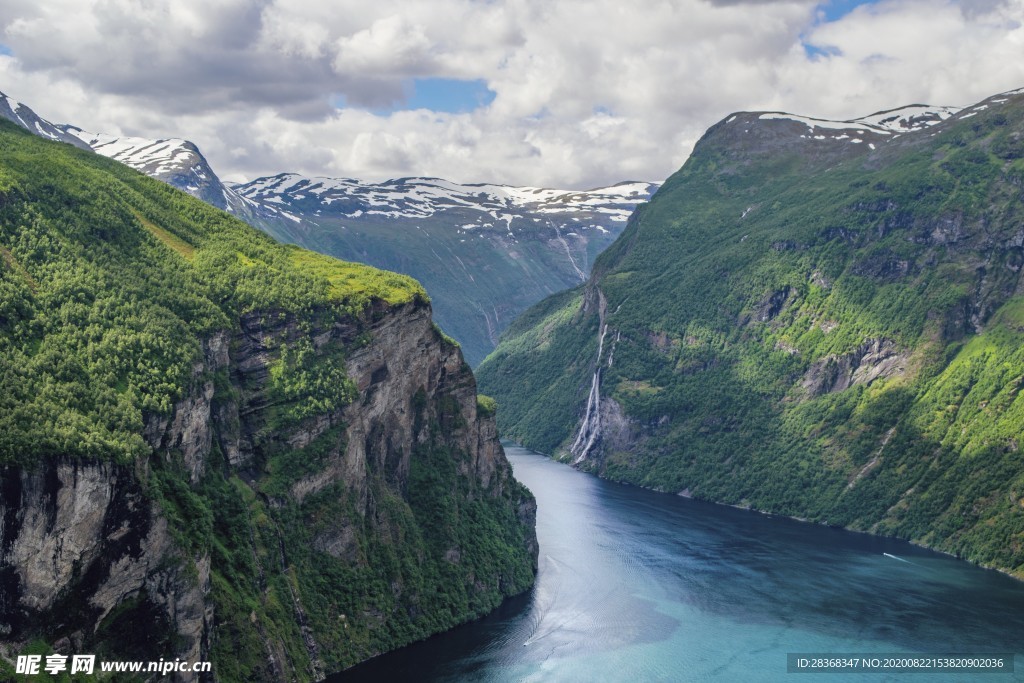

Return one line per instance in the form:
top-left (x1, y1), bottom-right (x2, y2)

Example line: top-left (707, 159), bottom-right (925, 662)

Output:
top-left (508, 440), bottom-right (1024, 585)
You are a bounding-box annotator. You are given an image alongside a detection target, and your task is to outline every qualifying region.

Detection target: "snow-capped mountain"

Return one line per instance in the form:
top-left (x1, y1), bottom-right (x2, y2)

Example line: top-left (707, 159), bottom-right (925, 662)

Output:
top-left (705, 99), bottom-right (1003, 174)
top-left (234, 174), bottom-right (653, 225)
top-left (724, 92), bottom-right (1024, 161)
top-left (851, 104), bottom-right (962, 132)
top-left (236, 175), bottom-right (659, 364)
top-left (759, 103), bottom-right (960, 136)
top-left (0, 92), bottom-right (91, 150)
top-left (751, 104), bottom-right (963, 146)
top-left (0, 90), bottom-right (246, 213)
top-left (58, 126), bottom-right (242, 210)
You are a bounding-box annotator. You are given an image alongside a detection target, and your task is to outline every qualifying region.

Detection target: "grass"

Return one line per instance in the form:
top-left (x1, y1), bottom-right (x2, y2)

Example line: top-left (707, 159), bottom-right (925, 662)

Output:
top-left (286, 245), bottom-right (427, 311)
top-left (133, 210), bottom-right (195, 259)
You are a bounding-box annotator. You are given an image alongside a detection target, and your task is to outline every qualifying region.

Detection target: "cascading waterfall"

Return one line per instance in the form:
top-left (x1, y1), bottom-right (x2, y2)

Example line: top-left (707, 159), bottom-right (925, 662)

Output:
top-left (570, 323), bottom-right (609, 464)
top-left (606, 331), bottom-right (620, 368)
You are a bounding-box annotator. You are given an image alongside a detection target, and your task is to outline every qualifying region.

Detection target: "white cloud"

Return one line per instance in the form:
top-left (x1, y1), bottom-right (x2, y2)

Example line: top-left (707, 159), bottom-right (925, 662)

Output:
top-left (333, 15), bottom-right (434, 76)
top-left (259, 8), bottom-right (330, 59)
top-left (2, 0), bottom-right (1024, 188)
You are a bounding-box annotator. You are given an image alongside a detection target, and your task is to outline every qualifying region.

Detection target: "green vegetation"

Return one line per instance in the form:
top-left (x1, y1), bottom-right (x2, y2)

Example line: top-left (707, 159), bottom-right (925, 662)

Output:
top-left (479, 94), bottom-right (1024, 577)
top-left (251, 195), bottom-right (631, 367)
top-left (286, 246), bottom-right (426, 311)
top-left (266, 337), bottom-right (356, 428)
top-left (0, 119), bottom-right (534, 680)
top-left (476, 394), bottom-right (497, 418)
top-left (202, 407), bottom-right (535, 677)
top-left (132, 209), bottom-right (195, 259)
top-left (479, 287), bottom-right (599, 448)
top-left (0, 119), bottom-right (424, 465)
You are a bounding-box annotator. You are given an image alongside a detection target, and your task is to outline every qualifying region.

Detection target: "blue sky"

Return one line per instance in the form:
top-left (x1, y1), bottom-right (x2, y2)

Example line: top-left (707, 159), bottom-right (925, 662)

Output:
top-left (817, 0), bottom-right (881, 23)
top-left (334, 78), bottom-right (495, 115)
top-left (803, 0), bottom-right (880, 60)
top-left (406, 78), bottom-right (495, 113)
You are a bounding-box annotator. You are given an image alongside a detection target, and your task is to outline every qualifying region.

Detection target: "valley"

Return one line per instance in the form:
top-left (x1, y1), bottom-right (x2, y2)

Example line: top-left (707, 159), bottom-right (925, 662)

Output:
top-left (3, 71), bottom-right (1024, 682)
top-left (0, 91), bottom-right (656, 365)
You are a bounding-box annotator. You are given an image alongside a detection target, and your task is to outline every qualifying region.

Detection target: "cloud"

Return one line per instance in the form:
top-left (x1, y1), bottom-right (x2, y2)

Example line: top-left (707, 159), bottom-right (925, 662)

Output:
top-left (707, 0), bottom-right (814, 5)
top-left (333, 15), bottom-right (434, 77)
top-left (2, 0), bottom-right (1024, 188)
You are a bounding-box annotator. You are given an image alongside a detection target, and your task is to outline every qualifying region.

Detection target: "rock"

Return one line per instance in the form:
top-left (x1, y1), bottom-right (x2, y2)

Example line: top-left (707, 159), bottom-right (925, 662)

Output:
top-left (1, 298), bottom-right (535, 681)
top-left (0, 460), bottom-right (209, 682)
top-left (800, 338), bottom-right (910, 397)
top-left (754, 286), bottom-right (793, 322)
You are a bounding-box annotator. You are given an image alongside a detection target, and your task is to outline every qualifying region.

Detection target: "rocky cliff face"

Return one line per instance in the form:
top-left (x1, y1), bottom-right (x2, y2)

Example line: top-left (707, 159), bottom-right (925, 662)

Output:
top-left (1, 298), bottom-right (536, 681)
top-left (799, 338), bottom-right (911, 397)
top-left (0, 460), bottom-right (210, 671)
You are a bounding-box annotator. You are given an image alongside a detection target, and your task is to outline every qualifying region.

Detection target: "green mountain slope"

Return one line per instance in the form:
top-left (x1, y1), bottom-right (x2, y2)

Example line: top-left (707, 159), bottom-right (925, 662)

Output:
top-left (237, 177), bottom-right (656, 366)
top-left (250, 208), bottom-right (610, 367)
top-left (478, 89), bottom-right (1024, 578)
top-left (0, 119), bottom-right (536, 680)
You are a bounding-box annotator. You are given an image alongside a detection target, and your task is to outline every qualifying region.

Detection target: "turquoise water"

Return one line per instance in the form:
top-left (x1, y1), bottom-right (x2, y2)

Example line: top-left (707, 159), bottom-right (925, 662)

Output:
top-left (332, 445), bottom-right (1024, 682)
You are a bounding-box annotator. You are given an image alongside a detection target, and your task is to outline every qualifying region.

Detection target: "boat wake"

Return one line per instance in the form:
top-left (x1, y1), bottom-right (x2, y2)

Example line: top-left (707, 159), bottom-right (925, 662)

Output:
top-left (882, 552), bottom-right (915, 565)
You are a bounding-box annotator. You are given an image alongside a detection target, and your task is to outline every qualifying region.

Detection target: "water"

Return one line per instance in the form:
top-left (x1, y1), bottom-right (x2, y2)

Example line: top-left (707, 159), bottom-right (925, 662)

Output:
top-left (331, 445), bottom-right (1024, 682)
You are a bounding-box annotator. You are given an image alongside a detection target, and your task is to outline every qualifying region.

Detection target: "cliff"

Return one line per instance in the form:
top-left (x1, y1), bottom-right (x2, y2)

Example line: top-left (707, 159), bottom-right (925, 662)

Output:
top-left (478, 87), bottom-right (1024, 578)
top-left (0, 119), bottom-right (536, 681)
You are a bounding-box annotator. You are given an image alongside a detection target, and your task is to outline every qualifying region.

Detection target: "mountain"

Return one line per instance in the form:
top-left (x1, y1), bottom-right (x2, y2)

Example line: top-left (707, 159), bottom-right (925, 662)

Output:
top-left (477, 88), bottom-right (1024, 578)
top-left (0, 90), bottom-right (656, 365)
top-left (0, 90), bottom-right (263, 221)
top-left (236, 175), bottom-right (658, 364)
top-left (0, 118), bottom-right (536, 680)
top-left (58, 125), bottom-right (250, 213)
top-left (0, 92), bottom-right (92, 150)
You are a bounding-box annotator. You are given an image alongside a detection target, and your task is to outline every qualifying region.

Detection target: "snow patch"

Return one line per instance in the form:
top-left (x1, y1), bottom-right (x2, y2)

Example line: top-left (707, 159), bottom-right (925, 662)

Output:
top-left (854, 105), bottom-right (960, 132)
top-left (233, 174), bottom-right (657, 225)
top-left (760, 112), bottom-right (887, 134)
top-left (63, 128), bottom-right (201, 177)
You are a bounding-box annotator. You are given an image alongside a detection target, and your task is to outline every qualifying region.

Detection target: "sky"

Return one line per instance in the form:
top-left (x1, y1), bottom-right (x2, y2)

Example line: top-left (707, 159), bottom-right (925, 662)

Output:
top-left (1, 0), bottom-right (1023, 189)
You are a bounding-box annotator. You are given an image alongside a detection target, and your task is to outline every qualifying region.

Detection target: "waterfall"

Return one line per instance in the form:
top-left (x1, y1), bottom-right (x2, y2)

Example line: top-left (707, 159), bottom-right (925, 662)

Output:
top-left (570, 323), bottom-right (608, 463)
top-left (606, 331), bottom-right (620, 368)
top-left (549, 220), bottom-right (587, 282)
